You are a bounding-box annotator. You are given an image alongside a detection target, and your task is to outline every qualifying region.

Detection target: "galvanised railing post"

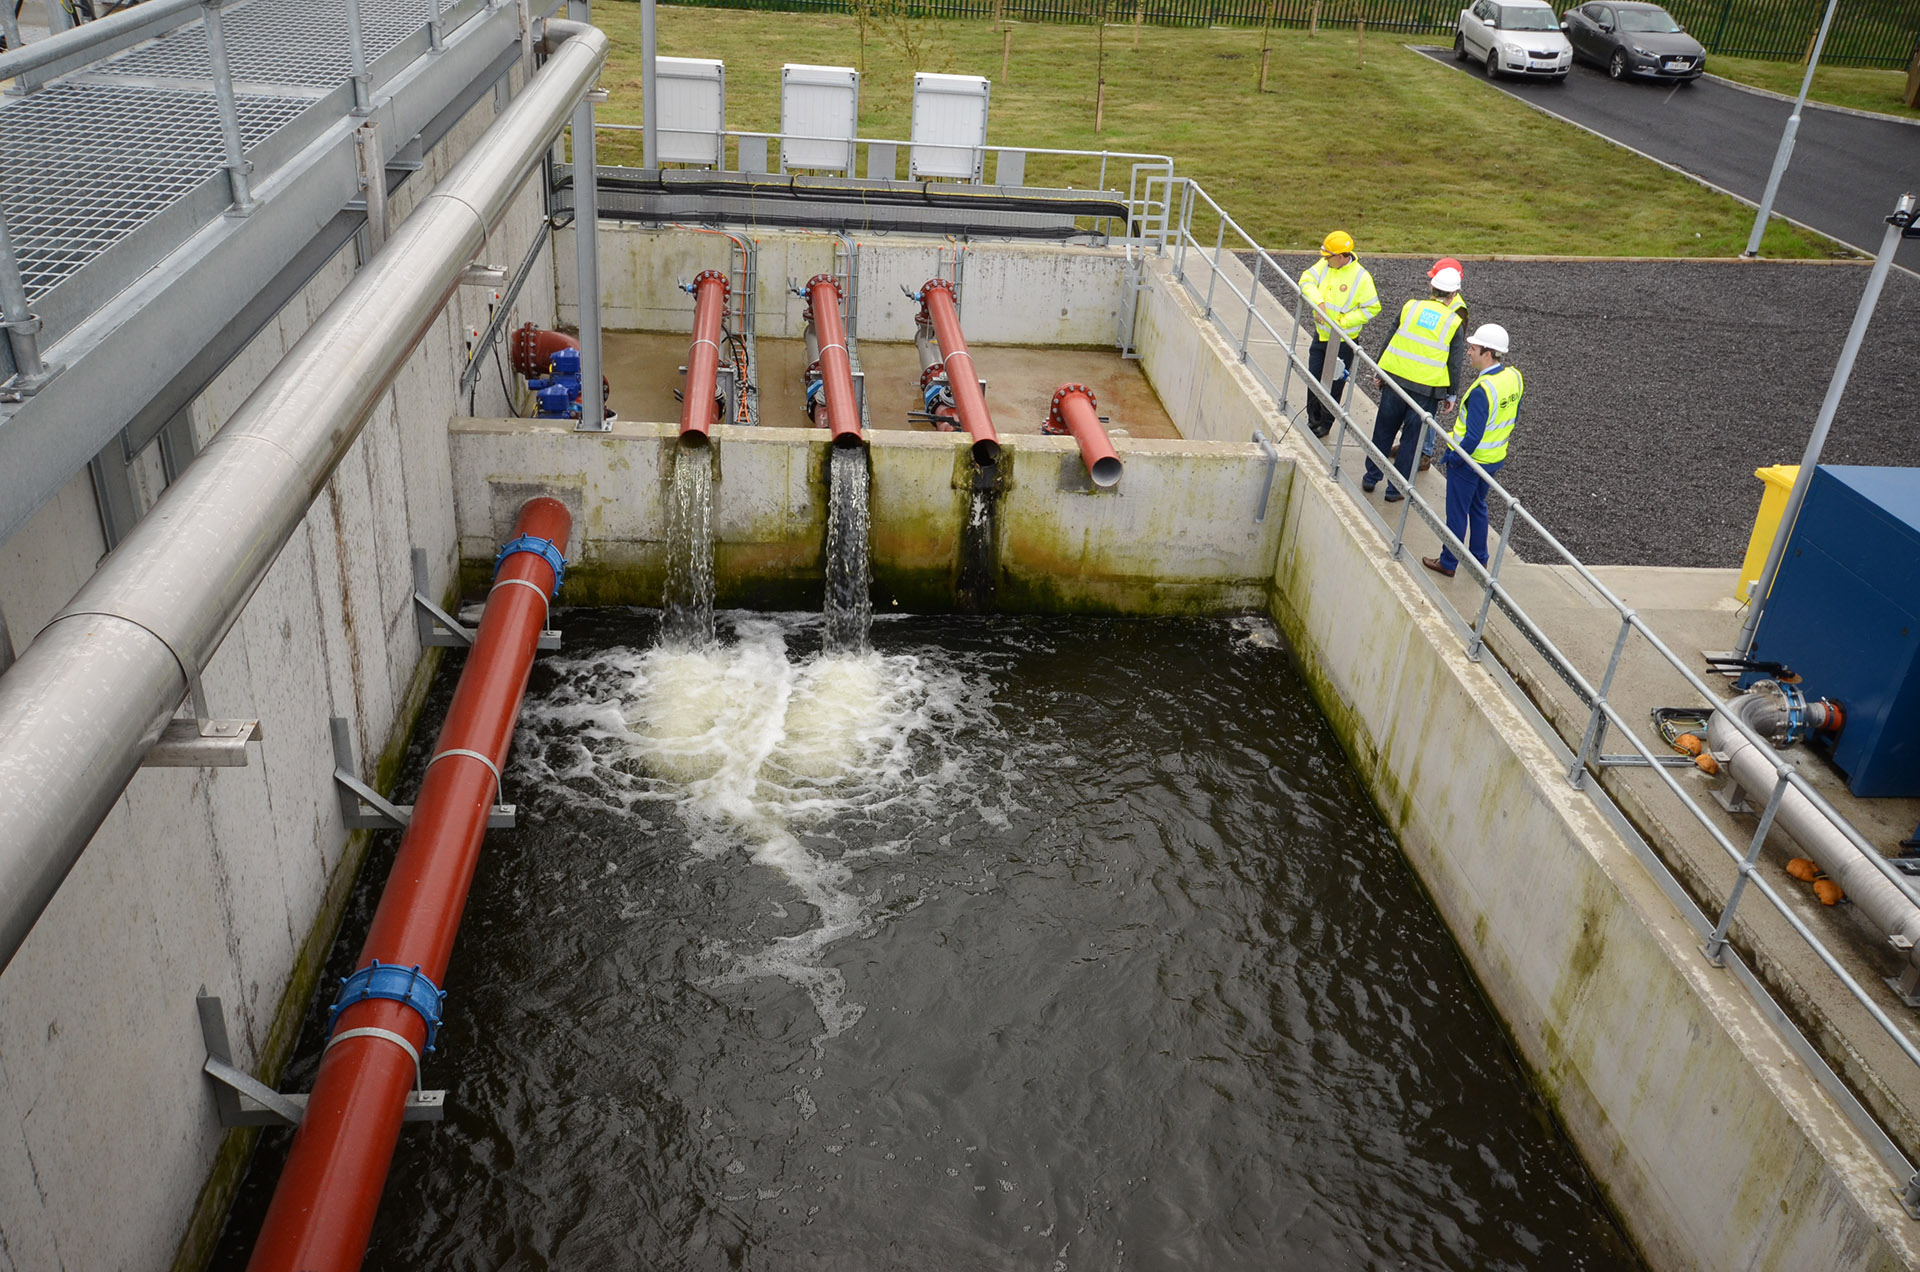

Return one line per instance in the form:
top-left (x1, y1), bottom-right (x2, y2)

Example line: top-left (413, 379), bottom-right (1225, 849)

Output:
top-left (1278, 288), bottom-right (1302, 408)
top-left (344, 0), bottom-right (373, 114)
top-left (428, 0), bottom-right (445, 50)
top-left (1238, 267), bottom-right (1256, 362)
top-left (1389, 432), bottom-right (1421, 559)
top-left (0, 210), bottom-right (59, 393)
top-left (201, 0), bottom-right (255, 213)
top-left (1201, 217), bottom-right (1223, 317)
top-left (1466, 496), bottom-right (1516, 660)
top-left (1326, 331), bottom-right (1348, 478)
top-left (0, 4), bottom-right (21, 57)
top-left (1703, 768), bottom-right (1791, 966)
top-left (1568, 610), bottom-right (1634, 788)
top-left (1173, 183), bottom-right (1193, 282)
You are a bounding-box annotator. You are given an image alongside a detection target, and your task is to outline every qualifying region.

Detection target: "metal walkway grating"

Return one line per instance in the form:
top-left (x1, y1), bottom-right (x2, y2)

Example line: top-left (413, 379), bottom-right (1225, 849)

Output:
top-left (95, 0), bottom-right (434, 88)
top-left (2, 82), bottom-right (311, 302)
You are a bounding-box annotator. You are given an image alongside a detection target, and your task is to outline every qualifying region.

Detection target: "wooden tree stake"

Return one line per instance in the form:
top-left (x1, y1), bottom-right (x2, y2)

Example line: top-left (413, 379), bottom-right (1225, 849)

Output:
top-left (1003, 26), bottom-right (1013, 82)
top-left (1309, 0), bottom-right (1321, 38)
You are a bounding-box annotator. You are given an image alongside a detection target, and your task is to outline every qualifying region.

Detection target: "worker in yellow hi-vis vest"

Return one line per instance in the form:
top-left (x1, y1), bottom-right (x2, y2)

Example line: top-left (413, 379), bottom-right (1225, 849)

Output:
top-left (1362, 263), bottom-right (1466, 503)
top-left (1299, 230), bottom-right (1380, 438)
top-left (1425, 323), bottom-right (1523, 579)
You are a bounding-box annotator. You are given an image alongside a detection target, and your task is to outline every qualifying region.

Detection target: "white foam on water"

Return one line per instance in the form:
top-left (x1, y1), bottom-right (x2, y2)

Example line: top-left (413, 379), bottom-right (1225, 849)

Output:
top-left (517, 614), bottom-right (982, 1050)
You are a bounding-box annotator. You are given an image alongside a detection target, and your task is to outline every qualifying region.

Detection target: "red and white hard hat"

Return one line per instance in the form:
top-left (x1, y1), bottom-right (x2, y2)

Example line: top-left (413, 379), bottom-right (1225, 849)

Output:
top-left (1431, 266), bottom-right (1463, 292)
top-left (1429, 256), bottom-right (1464, 279)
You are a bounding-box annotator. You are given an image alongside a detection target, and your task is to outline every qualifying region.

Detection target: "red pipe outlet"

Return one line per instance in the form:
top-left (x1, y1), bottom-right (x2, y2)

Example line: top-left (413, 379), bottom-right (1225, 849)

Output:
top-left (1046, 384), bottom-right (1123, 489)
top-left (917, 279), bottom-right (1000, 466)
top-left (510, 323), bottom-right (578, 379)
top-left (679, 270), bottom-right (729, 446)
top-left (246, 497), bottom-right (573, 1272)
top-left (805, 274), bottom-right (863, 448)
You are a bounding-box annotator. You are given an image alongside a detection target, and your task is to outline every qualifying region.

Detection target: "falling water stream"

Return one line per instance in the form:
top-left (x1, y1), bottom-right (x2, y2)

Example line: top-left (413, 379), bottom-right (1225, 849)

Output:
top-left (662, 446), bottom-right (717, 646)
top-left (823, 447), bottom-right (872, 654)
top-left (213, 610), bottom-right (1641, 1271)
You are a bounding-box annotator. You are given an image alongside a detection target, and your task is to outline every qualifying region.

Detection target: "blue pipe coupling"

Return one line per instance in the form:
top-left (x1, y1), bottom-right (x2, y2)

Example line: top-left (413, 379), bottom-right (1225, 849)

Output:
top-left (326, 960), bottom-right (448, 1052)
top-left (494, 532), bottom-right (567, 596)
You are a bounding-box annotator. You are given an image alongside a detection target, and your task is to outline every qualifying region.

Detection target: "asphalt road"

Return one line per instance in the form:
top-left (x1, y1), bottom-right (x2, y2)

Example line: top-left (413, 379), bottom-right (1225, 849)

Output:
top-left (1413, 46), bottom-right (1920, 271)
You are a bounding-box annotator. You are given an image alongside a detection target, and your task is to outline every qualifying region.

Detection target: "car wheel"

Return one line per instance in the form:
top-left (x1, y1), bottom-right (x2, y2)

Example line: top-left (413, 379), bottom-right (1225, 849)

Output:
top-left (1485, 47), bottom-right (1500, 79)
top-left (1609, 49), bottom-right (1627, 79)
top-left (1454, 29), bottom-right (1467, 61)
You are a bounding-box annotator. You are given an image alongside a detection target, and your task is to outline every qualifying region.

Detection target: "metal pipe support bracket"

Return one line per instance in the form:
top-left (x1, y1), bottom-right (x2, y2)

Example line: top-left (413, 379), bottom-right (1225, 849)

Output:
top-left (198, 992), bottom-right (444, 1127)
top-left (326, 960), bottom-right (448, 1053)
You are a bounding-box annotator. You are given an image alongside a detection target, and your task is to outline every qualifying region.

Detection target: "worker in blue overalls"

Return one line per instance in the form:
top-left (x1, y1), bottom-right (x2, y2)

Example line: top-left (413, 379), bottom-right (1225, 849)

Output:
top-left (1424, 323), bottom-right (1522, 579)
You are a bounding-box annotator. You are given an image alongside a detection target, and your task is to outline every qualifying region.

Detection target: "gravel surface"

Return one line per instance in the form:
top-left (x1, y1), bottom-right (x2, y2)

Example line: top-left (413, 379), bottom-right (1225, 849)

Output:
top-left (1253, 255), bottom-right (1920, 568)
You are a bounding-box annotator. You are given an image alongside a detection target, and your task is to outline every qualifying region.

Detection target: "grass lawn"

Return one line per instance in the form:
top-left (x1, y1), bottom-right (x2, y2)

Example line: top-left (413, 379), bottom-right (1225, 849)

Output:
top-left (586, 4), bottom-right (1840, 258)
top-left (1709, 54), bottom-right (1920, 120)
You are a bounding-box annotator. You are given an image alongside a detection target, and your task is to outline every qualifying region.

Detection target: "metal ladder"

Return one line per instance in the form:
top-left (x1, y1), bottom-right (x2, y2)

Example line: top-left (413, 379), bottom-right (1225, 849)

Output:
top-left (728, 234), bottom-right (760, 426)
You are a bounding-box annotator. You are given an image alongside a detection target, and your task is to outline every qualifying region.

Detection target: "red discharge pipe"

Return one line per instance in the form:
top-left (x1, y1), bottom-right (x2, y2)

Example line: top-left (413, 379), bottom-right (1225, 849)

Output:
top-left (918, 279), bottom-right (1000, 466)
top-left (1045, 384), bottom-right (1123, 489)
top-left (679, 269), bottom-right (729, 446)
top-left (246, 497), bottom-right (573, 1272)
top-left (805, 274), bottom-right (864, 448)
top-left (510, 323), bottom-right (577, 379)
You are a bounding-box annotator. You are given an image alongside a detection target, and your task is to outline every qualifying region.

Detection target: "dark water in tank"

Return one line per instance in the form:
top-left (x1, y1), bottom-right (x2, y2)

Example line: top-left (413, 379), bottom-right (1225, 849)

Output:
top-left (212, 612), bottom-right (1640, 1271)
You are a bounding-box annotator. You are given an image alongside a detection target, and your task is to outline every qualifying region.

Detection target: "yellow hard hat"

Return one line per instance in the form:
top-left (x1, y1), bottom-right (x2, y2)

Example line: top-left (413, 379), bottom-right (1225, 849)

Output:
top-left (1321, 230), bottom-right (1355, 255)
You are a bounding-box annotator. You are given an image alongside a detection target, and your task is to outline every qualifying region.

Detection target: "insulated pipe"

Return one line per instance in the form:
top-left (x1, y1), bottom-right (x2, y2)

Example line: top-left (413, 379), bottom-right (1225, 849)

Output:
top-left (805, 274), bottom-right (863, 447)
top-left (917, 278), bottom-right (1000, 466)
top-left (1707, 693), bottom-right (1920, 969)
top-left (678, 269), bottom-right (729, 446)
top-left (0, 21), bottom-right (609, 974)
top-left (1045, 384), bottom-right (1123, 489)
top-left (247, 497), bottom-right (572, 1272)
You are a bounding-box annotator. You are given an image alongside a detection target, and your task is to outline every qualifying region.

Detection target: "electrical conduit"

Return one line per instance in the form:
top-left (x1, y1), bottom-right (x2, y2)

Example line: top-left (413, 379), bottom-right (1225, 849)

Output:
top-left (916, 278), bottom-right (1000, 466)
top-left (0, 21), bottom-right (608, 973)
top-left (246, 497), bottom-right (572, 1272)
top-left (678, 269), bottom-right (729, 445)
top-left (805, 274), bottom-right (863, 447)
top-left (1044, 383), bottom-right (1122, 489)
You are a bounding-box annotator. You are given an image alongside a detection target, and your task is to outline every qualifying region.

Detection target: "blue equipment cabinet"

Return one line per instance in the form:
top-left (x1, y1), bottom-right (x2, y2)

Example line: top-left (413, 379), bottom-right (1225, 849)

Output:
top-left (1750, 465), bottom-right (1920, 798)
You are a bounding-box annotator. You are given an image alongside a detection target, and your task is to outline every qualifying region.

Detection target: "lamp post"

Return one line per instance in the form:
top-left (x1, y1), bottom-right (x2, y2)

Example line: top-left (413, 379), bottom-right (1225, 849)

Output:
top-left (1736, 193), bottom-right (1919, 657)
top-left (1740, 0), bottom-right (1838, 258)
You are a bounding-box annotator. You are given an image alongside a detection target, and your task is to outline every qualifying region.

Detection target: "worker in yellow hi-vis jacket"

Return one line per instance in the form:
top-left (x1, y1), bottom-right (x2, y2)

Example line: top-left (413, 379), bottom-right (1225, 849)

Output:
top-left (1299, 230), bottom-right (1381, 438)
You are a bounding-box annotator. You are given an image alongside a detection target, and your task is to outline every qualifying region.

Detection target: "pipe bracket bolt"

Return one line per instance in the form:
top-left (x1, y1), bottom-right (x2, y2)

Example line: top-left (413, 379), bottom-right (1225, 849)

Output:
top-left (494, 533), bottom-right (567, 597)
top-left (326, 961), bottom-right (447, 1052)
top-left (689, 268), bottom-right (730, 297)
top-left (1046, 383), bottom-right (1096, 435)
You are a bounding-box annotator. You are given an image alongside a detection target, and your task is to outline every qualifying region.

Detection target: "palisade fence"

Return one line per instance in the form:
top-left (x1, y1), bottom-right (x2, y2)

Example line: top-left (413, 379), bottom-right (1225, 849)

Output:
top-left (658, 0), bottom-right (1920, 67)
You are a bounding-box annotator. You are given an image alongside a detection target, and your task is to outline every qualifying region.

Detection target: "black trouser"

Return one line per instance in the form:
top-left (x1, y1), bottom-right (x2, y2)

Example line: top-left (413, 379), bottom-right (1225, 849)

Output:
top-left (1304, 339), bottom-right (1349, 436)
top-left (1363, 375), bottom-right (1442, 496)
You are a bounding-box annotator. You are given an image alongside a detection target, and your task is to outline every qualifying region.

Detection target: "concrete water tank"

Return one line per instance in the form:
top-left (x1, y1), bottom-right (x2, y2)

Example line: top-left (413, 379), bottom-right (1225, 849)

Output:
top-left (1751, 465), bottom-right (1920, 798)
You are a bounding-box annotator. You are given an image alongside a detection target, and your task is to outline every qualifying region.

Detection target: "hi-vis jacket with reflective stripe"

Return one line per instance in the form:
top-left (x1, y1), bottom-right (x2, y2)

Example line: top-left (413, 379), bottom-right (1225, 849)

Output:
top-left (1452, 363), bottom-right (1523, 463)
top-left (1378, 298), bottom-right (1464, 388)
top-left (1300, 258), bottom-right (1380, 342)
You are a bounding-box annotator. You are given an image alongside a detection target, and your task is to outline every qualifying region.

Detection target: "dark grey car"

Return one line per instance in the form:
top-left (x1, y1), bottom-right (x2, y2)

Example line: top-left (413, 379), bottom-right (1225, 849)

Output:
top-left (1561, 1), bottom-right (1706, 81)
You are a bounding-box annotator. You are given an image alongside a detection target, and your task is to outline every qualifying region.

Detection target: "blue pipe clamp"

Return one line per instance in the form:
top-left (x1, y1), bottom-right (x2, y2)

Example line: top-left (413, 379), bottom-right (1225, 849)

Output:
top-left (494, 533), bottom-right (566, 596)
top-left (326, 960), bottom-right (447, 1052)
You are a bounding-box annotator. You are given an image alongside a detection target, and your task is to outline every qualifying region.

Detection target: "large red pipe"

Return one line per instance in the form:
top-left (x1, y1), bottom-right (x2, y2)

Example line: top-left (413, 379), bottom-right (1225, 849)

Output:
top-left (679, 269), bottom-right (729, 446)
top-left (1045, 384), bottom-right (1123, 489)
top-left (246, 497), bottom-right (572, 1272)
top-left (510, 323), bottom-right (577, 379)
top-left (918, 279), bottom-right (1000, 466)
top-left (805, 274), bottom-right (863, 448)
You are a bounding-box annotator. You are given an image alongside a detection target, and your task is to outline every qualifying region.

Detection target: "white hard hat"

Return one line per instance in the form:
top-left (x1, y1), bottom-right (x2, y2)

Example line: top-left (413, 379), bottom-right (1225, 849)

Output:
top-left (1467, 323), bottom-right (1509, 354)
top-left (1431, 266), bottom-right (1462, 292)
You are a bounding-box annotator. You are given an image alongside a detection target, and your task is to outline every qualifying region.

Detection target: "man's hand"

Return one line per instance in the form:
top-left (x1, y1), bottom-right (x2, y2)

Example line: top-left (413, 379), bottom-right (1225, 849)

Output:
top-left (1441, 396), bottom-right (1457, 415)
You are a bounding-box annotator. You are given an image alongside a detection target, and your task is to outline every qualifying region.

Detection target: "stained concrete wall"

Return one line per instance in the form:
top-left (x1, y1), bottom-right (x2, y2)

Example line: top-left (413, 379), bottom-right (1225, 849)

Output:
top-left (1109, 241), bottom-right (1920, 1268)
top-left (449, 421), bottom-right (1284, 614)
top-left (0, 68), bottom-right (558, 1272)
top-left (555, 223), bottom-right (1131, 345)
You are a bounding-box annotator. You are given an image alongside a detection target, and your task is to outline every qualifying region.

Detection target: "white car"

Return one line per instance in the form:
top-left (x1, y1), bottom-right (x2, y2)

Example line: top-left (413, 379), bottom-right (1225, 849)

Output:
top-left (1455, 0), bottom-right (1573, 80)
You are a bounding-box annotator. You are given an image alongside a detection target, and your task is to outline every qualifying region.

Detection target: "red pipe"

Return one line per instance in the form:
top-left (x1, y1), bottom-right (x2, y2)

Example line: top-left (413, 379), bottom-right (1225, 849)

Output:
top-left (246, 497), bottom-right (572, 1272)
top-left (510, 323), bottom-right (577, 379)
top-left (1045, 384), bottom-right (1123, 489)
top-left (805, 274), bottom-right (863, 448)
top-left (917, 279), bottom-right (1000, 466)
top-left (679, 269), bottom-right (729, 446)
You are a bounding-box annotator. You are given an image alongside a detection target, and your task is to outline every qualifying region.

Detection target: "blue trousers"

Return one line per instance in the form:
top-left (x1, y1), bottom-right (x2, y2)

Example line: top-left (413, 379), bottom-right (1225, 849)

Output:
top-left (1363, 380), bottom-right (1439, 496)
top-left (1439, 455), bottom-right (1503, 572)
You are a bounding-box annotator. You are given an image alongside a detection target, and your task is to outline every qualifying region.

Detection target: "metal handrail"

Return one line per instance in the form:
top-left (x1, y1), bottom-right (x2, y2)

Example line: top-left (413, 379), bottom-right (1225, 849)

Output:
top-left (1161, 175), bottom-right (1920, 1187)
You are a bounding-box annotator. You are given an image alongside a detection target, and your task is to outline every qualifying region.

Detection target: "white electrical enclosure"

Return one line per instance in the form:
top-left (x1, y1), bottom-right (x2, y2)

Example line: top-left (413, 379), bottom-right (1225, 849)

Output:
top-left (780, 64), bottom-right (860, 173)
top-left (655, 57), bottom-right (726, 166)
top-left (910, 73), bottom-right (990, 181)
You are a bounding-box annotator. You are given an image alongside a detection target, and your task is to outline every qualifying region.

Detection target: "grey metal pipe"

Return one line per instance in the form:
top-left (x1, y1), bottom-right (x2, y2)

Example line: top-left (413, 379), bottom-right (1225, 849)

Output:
top-left (1708, 694), bottom-right (1920, 969)
top-left (0, 22), bottom-right (610, 973)
top-left (640, 0), bottom-right (659, 169)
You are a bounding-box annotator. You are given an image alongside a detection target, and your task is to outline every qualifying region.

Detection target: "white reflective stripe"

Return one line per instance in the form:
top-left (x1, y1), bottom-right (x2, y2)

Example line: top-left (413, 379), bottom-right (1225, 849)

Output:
top-left (1385, 345), bottom-right (1446, 368)
top-left (325, 1026), bottom-right (424, 1092)
top-left (489, 575), bottom-right (552, 617)
top-left (427, 747), bottom-right (503, 796)
top-left (1394, 331), bottom-right (1449, 353)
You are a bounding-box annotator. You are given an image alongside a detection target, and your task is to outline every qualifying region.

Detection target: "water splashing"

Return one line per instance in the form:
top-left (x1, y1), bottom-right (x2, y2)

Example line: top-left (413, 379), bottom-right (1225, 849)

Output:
top-left (956, 464), bottom-right (1000, 614)
top-left (662, 446), bottom-right (715, 646)
top-left (824, 447), bottom-right (872, 654)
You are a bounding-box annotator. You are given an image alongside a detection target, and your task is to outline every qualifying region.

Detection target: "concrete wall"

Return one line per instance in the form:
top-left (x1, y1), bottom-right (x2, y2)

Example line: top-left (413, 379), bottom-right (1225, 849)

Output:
top-left (0, 68), bottom-right (558, 1272)
top-left (449, 421), bottom-right (1284, 614)
top-left (555, 223), bottom-right (1131, 345)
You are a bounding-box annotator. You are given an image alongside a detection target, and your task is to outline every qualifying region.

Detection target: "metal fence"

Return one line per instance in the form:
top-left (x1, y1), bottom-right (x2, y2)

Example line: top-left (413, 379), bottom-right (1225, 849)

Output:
top-left (1157, 175), bottom-right (1920, 1209)
top-left (656, 0), bottom-right (1920, 63)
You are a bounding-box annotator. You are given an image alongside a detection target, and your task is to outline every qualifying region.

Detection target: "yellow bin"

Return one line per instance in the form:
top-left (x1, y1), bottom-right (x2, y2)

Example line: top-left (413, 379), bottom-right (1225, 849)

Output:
top-left (1736, 465), bottom-right (1799, 601)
